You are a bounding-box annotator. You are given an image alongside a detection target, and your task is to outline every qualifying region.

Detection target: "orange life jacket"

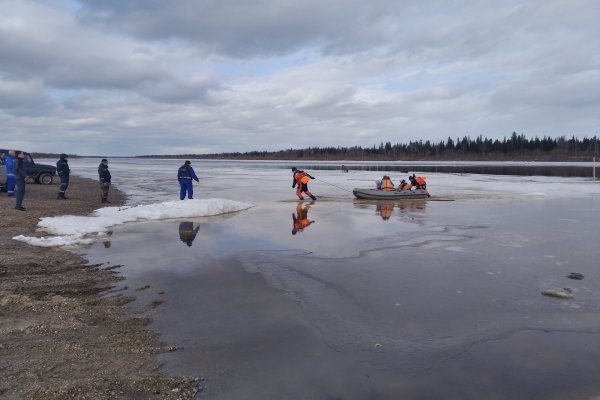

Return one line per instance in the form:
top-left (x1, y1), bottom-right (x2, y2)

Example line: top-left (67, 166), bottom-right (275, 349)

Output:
top-left (294, 171), bottom-right (310, 185)
top-left (416, 176), bottom-right (426, 186)
top-left (380, 177), bottom-right (394, 190)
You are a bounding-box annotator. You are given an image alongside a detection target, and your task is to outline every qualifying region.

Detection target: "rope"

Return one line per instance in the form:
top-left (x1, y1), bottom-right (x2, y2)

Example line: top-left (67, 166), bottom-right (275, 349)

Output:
top-left (314, 177), bottom-right (353, 193)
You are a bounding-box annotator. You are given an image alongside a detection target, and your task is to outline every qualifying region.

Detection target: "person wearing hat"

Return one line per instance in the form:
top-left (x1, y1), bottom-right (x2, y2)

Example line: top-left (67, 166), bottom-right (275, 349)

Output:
top-left (291, 167), bottom-right (317, 201)
top-left (98, 158), bottom-right (112, 203)
top-left (56, 153), bottom-right (70, 199)
top-left (14, 152), bottom-right (27, 211)
top-left (177, 160), bottom-right (199, 200)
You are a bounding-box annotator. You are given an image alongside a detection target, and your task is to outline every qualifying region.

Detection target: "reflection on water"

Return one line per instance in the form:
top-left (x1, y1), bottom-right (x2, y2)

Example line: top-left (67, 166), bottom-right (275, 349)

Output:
top-left (178, 221), bottom-right (200, 247)
top-left (79, 194), bottom-right (600, 400)
top-left (291, 201), bottom-right (315, 235)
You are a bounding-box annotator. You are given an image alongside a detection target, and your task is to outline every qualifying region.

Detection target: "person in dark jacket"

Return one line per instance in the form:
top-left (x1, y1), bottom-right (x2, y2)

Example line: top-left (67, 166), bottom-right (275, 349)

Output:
top-left (2, 150), bottom-right (15, 197)
top-left (177, 160), bottom-right (199, 200)
top-left (98, 159), bottom-right (112, 203)
top-left (56, 153), bottom-right (70, 199)
top-left (14, 152), bottom-right (27, 211)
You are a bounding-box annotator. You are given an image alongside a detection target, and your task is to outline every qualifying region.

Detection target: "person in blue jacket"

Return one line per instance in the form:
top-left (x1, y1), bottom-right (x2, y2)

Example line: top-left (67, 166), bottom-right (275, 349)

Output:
top-left (2, 150), bottom-right (15, 197)
top-left (56, 153), bottom-right (70, 199)
top-left (177, 160), bottom-right (199, 200)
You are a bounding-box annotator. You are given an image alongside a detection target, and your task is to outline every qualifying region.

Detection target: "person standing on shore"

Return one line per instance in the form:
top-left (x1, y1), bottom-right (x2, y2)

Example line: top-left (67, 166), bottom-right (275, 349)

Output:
top-left (98, 159), bottom-right (111, 203)
top-left (291, 167), bottom-right (317, 200)
top-left (2, 150), bottom-right (15, 197)
top-left (14, 152), bottom-right (27, 211)
top-left (177, 160), bottom-right (199, 200)
top-left (56, 153), bottom-right (70, 200)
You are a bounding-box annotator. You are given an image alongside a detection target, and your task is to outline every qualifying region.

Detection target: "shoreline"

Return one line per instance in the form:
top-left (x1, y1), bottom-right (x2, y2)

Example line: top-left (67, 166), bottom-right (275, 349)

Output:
top-left (0, 176), bottom-right (199, 399)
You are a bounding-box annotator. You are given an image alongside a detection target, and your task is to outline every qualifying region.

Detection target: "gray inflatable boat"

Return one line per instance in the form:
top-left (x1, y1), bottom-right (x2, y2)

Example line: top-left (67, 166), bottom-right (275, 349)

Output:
top-left (352, 188), bottom-right (430, 200)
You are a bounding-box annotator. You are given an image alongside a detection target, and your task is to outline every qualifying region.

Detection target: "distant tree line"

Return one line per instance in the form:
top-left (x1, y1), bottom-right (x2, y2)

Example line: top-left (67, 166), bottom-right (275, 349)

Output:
top-left (139, 133), bottom-right (600, 161)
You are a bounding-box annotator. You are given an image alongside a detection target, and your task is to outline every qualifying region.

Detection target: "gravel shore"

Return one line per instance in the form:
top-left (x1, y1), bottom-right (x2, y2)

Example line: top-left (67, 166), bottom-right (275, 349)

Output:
top-left (0, 177), bottom-right (199, 399)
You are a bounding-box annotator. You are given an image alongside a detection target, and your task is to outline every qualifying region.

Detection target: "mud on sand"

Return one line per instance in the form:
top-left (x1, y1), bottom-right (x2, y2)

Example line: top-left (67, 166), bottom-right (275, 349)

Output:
top-left (0, 177), bottom-right (200, 399)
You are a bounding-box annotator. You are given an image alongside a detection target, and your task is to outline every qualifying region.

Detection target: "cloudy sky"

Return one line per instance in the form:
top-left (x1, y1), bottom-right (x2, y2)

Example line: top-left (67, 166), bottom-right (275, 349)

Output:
top-left (1, 0), bottom-right (599, 156)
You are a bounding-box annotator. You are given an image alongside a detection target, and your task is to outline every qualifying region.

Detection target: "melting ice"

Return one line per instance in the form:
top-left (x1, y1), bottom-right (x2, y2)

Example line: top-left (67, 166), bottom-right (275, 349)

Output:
top-left (13, 199), bottom-right (254, 247)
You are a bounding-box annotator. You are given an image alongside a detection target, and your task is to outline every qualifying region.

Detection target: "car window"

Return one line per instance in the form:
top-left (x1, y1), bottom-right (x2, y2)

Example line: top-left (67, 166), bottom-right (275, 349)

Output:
top-left (25, 154), bottom-right (34, 163)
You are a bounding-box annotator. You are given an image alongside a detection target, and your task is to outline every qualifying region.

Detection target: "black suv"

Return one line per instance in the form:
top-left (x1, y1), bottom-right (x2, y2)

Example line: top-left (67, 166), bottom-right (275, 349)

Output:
top-left (0, 150), bottom-right (57, 187)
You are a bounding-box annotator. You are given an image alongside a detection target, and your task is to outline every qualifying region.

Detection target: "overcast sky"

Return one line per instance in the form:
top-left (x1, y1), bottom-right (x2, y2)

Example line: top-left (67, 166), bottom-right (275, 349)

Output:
top-left (1, 0), bottom-right (599, 156)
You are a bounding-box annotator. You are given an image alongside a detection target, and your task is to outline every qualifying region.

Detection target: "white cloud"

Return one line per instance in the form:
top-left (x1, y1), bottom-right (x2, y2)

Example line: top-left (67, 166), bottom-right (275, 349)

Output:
top-left (0, 0), bottom-right (598, 155)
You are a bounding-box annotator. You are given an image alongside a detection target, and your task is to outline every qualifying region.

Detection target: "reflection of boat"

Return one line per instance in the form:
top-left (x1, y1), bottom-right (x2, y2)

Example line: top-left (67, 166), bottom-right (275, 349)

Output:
top-left (352, 188), bottom-right (430, 200)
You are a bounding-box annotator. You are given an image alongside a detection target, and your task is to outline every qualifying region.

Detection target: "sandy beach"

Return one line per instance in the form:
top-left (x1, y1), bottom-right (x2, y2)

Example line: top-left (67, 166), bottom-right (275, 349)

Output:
top-left (0, 177), bottom-right (199, 399)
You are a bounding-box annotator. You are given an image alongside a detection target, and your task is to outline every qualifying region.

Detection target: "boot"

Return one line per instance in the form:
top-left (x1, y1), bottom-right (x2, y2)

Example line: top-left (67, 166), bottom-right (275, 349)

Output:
top-left (57, 194), bottom-right (67, 200)
top-left (310, 195), bottom-right (317, 200)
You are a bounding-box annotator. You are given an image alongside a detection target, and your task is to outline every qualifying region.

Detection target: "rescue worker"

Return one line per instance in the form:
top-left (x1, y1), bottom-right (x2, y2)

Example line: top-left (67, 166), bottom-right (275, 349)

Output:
top-left (56, 153), bottom-right (70, 199)
top-left (178, 160), bottom-right (199, 200)
top-left (178, 221), bottom-right (200, 247)
top-left (14, 152), bottom-right (27, 211)
top-left (291, 167), bottom-right (317, 200)
top-left (377, 175), bottom-right (395, 190)
top-left (399, 179), bottom-right (412, 191)
top-left (2, 150), bottom-right (15, 197)
top-left (409, 173), bottom-right (427, 190)
top-left (292, 202), bottom-right (314, 235)
top-left (409, 174), bottom-right (419, 189)
top-left (98, 158), bottom-right (112, 203)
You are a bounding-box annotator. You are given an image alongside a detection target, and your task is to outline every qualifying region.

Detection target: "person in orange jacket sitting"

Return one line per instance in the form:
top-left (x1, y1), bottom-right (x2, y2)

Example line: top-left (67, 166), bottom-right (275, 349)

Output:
top-left (399, 179), bottom-right (412, 190)
top-left (291, 167), bottom-right (317, 200)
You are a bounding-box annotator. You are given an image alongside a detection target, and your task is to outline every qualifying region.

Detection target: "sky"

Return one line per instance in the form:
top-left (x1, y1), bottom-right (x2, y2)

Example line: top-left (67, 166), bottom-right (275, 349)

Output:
top-left (0, 0), bottom-right (599, 156)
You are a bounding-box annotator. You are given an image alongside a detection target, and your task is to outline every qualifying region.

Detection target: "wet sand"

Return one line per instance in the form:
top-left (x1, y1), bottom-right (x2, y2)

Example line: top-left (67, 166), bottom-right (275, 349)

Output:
top-left (0, 177), bottom-right (199, 399)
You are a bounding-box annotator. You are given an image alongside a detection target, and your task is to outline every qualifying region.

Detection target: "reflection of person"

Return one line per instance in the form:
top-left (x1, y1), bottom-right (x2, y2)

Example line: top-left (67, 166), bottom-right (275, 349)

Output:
top-left (2, 150), bottom-right (15, 197)
top-left (179, 221), bottom-right (200, 246)
top-left (376, 203), bottom-right (394, 220)
top-left (178, 160), bottom-right (200, 200)
top-left (291, 167), bottom-right (317, 200)
top-left (98, 159), bottom-right (112, 203)
top-left (14, 152), bottom-right (27, 211)
top-left (292, 202), bottom-right (315, 235)
top-left (56, 153), bottom-right (70, 200)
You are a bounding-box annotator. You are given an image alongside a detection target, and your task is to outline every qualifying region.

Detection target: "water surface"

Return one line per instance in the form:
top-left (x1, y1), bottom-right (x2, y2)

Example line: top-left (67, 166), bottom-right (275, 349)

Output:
top-left (70, 159), bottom-right (600, 399)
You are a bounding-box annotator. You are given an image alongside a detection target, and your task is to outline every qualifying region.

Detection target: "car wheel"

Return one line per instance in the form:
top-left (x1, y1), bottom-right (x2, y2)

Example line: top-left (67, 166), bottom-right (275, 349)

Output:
top-left (38, 173), bottom-right (54, 185)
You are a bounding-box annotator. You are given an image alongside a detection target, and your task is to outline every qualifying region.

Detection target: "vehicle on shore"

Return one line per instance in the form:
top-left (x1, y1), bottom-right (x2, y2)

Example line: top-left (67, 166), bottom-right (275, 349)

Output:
top-left (0, 149), bottom-right (57, 188)
top-left (353, 188), bottom-right (430, 200)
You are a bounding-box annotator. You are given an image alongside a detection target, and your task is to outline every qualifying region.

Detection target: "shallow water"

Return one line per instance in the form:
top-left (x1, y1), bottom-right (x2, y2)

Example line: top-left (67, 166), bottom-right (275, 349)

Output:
top-left (67, 159), bottom-right (600, 399)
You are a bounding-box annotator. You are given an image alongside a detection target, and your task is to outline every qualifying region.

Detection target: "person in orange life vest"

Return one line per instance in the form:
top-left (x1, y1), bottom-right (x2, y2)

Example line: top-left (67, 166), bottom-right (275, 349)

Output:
top-left (291, 167), bottom-right (317, 200)
top-left (409, 173), bottom-right (427, 190)
top-left (378, 175), bottom-right (395, 190)
top-left (399, 179), bottom-right (412, 190)
top-left (292, 202), bottom-right (314, 235)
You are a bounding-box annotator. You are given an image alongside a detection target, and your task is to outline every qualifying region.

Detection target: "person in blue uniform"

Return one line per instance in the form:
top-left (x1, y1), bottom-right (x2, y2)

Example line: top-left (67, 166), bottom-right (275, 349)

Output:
top-left (2, 150), bottom-right (15, 197)
top-left (178, 160), bottom-right (199, 200)
top-left (56, 153), bottom-right (70, 199)
top-left (98, 158), bottom-right (112, 203)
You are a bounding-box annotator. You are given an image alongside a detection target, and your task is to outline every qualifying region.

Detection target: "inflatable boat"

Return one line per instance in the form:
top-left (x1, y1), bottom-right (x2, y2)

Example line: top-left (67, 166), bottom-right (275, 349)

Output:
top-left (352, 188), bottom-right (430, 200)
